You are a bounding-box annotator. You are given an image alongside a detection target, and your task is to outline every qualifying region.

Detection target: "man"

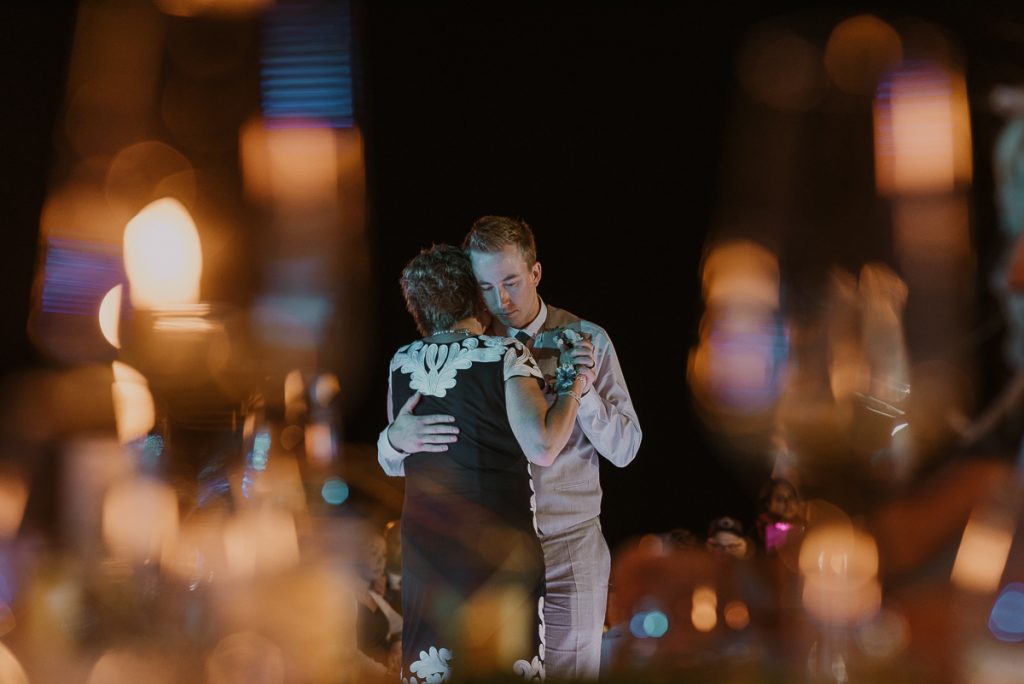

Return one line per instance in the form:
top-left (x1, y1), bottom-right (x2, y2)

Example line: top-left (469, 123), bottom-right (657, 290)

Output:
top-left (378, 215), bottom-right (642, 679)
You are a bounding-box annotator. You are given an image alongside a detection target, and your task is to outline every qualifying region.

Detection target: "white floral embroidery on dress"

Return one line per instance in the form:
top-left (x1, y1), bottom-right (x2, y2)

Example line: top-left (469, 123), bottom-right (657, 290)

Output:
top-left (404, 646), bottom-right (452, 684)
top-left (393, 337), bottom-right (505, 397)
top-left (502, 339), bottom-right (544, 382)
top-left (512, 596), bottom-right (547, 681)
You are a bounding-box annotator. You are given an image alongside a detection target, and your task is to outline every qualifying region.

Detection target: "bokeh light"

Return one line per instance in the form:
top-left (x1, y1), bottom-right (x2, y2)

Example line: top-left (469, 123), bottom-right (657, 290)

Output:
top-left (0, 642), bottom-right (28, 684)
top-left (110, 361), bottom-right (155, 445)
top-left (321, 477), bottom-right (349, 506)
top-left (799, 523), bottom-right (881, 625)
top-left (0, 472), bottom-right (29, 541)
top-left (223, 507), bottom-right (300, 578)
top-left (123, 198), bottom-right (203, 309)
top-left (102, 476), bottom-right (180, 562)
top-left (989, 583), bottom-right (1024, 643)
top-left (951, 508), bottom-right (1014, 594)
top-left (98, 284), bottom-right (123, 349)
top-left (691, 585), bottom-right (718, 633)
top-left (825, 15), bottom-right (902, 95)
top-left (205, 631), bottom-right (286, 684)
top-left (724, 600), bottom-right (750, 630)
top-left (874, 61), bottom-right (972, 195)
top-left (735, 24), bottom-right (825, 112)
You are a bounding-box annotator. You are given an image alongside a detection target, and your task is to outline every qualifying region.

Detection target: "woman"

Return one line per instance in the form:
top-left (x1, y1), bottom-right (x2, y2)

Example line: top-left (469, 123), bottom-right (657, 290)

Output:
top-left (388, 244), bottom-right (588, 683)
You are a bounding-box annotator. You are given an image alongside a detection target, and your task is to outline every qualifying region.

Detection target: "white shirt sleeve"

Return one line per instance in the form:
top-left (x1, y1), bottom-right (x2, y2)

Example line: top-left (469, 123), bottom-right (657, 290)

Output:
top-left (575, 324), bottom-right (642, 467)
top-left (377, 364), bottom-right (407, 477)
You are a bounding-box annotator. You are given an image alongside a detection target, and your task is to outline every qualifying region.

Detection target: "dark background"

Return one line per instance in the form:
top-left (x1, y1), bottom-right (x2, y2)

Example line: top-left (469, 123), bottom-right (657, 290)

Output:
top-left (4, 1), bottom-right (1024, 551)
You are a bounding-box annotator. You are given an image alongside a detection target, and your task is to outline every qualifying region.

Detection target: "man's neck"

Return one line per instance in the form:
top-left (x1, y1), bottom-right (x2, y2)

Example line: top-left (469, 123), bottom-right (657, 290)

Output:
top-left (489, 297), bottom-right (545, 336)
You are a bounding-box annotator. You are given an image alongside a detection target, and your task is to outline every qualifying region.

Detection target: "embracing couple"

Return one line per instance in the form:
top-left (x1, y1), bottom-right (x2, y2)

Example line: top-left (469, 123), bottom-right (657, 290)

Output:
top-left (378, 216), bottom-right (642, 682)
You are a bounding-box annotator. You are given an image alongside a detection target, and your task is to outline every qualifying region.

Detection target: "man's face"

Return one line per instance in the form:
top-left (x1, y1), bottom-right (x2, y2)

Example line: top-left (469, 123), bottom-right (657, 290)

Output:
top-left (469, 245), bottom-right (542, 330)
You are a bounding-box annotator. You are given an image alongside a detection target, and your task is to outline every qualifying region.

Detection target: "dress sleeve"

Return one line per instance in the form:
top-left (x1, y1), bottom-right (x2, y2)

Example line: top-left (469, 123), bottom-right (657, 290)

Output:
top-left (502, 339), bottom-right (544, 382)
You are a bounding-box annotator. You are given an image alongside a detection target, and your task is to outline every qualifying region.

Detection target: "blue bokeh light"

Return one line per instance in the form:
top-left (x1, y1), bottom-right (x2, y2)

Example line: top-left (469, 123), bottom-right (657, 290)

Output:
top-left (321, 477), bottom-right (349, 506)
top-left (989, 582), bottom-right (1024, 642)
top-left (643, 610), bottom-right (669, 638)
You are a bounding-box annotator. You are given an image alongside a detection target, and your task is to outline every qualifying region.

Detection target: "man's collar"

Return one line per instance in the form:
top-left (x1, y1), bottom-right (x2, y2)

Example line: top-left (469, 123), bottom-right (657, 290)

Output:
top-left (512, 298), bottom-right (547, 338)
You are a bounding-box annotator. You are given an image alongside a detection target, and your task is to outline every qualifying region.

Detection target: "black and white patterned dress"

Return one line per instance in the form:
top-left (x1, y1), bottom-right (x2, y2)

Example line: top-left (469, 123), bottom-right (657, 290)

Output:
top-left (389, 335), bottom-right (547, 683)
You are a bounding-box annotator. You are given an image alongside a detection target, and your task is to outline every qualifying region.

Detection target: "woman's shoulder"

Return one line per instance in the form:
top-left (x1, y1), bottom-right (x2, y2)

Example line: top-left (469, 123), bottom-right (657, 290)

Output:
top-left (389, 340), bottom-right (424, 370)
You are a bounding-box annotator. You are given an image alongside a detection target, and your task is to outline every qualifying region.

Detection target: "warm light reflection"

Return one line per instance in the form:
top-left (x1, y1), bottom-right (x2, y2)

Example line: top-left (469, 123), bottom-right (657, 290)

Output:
top-left (0, 473), bottom-right (29, 540)
top-left (156, 0), bottom-right (271, 18)
top-left (111, 361), bottom-right (155, 444)
top-left (724, 600), bottom-right (750, 630)
top-left (123, 197), bottom-right (203, 309)
top-left (857, 609), bottom-right (909, 659)
top-left (240, 120), bottom-right (341, 205)
top-left (98, 283), bottom-right (122, 348)
top-left (87, 648), bottom-right (175, 684)
top-left (206, 631), bottom-right (286, 684)
top-left (0, 642), bottom-right (28, 684)
top-left (701, 240), bottom-right (780, 310)
top-left (825, 15), bottom-right (902, 95)
top-left (161, 515), bottom-right (230, 586)
top-left (102, 476), bottom-right (179, 562)
top-left (735, 25), bottom-right (825, 112)
top-left (690, 241), bottom-right (786, 422)
top-left (223, 507), bottom-right (300, 578)
top-left (799, 524), bottom-right (881, 624)
top-left (314, 373), bottom-right (341, 407)
top-left (691, 585), bottom-right (718, 632)
top-left (951, 509), bottom-right (1014, 593)
top-left (305, 422), bottom-right (334, 466)
top-left (874, 63), bottom-right (972, 195)
top-left (284, 369), bottom-right (305, 424)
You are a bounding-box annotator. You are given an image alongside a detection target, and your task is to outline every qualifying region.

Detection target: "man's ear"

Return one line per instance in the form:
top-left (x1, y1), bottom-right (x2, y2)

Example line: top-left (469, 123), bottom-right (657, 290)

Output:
top-left (532, 260), bottom-right (542, 287)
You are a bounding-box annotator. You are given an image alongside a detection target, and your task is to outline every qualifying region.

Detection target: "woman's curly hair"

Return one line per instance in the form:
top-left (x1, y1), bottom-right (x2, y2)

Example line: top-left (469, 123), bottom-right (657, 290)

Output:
top-left (400, 244), bottom-right (480, 336)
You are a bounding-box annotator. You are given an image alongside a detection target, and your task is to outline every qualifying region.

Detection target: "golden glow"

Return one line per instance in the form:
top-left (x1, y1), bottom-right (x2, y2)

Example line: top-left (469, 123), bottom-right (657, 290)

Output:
top-left (825, 15), bottom-right (902, 95)
top-left (0, 473), bottom-right (29, 540)
top-left (724, 600), bottom-right (750, 630)
top-left (951, 509), bottom-right (1014, 593)
top-left (240, 119), bottom-right (341, 205)
top-left (87, 649), bottom-right (175, 684)
top-left (0, 642), bottom-right (28, 684)
top-left (735, 26), bottom-right (824, 112)
top-left (206, 632), bottom-right (286, 684)
top-left (111, 361), bottom-right (155, 445)
top-left (305, 422), bottom-right (334, 466)
top-left (799, 524), bottom-right (881, 624)
top-left (161, 515), bottom-right (230, 585)
top-left (874, 65), bottom-right (972, 195)
top-left (123, 197), bottom-right (203, 309)
top-left (284, 369), bottom-right (305, 424)
top-left (156, 0), bottom-right (271, 18)
top-left (691, 585), bottom-right (718, 632)
top-left (102, 476), bottom-right (179, 562)
top-left (461, 585), bottom-right (532, 674)
top-left (314, 373), bottom-right (341, 408)
top-left (98, 284), bottom-right (123, 348)
top-left (702, 240), bottom-right (780, 310)
top-left (223, 508), bottom-right (300, 578)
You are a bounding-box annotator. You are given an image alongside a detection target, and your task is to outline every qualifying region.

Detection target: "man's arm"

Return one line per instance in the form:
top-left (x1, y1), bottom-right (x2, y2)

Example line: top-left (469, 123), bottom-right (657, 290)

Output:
top-left (377, 390), bottom-right (460, 477)
top-left (574, 325), bottom-right (642, 467)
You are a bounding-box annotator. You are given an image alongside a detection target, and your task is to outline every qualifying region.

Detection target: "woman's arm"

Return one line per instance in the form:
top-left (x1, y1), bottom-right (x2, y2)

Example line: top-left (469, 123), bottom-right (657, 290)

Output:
top-left (505, 373), bottom-right (586, 466)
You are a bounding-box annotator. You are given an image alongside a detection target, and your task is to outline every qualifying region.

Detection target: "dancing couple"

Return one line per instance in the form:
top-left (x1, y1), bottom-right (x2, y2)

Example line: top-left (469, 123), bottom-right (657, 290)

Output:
top-left (379, 216), bottom-right (642, 681)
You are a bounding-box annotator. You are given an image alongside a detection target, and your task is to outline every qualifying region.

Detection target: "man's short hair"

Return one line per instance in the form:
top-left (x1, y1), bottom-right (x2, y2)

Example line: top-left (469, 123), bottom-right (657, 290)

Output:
top-left (400, 244), bottom-right (479, 336)
top-left (463, 215), bottom-right (538, 266)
